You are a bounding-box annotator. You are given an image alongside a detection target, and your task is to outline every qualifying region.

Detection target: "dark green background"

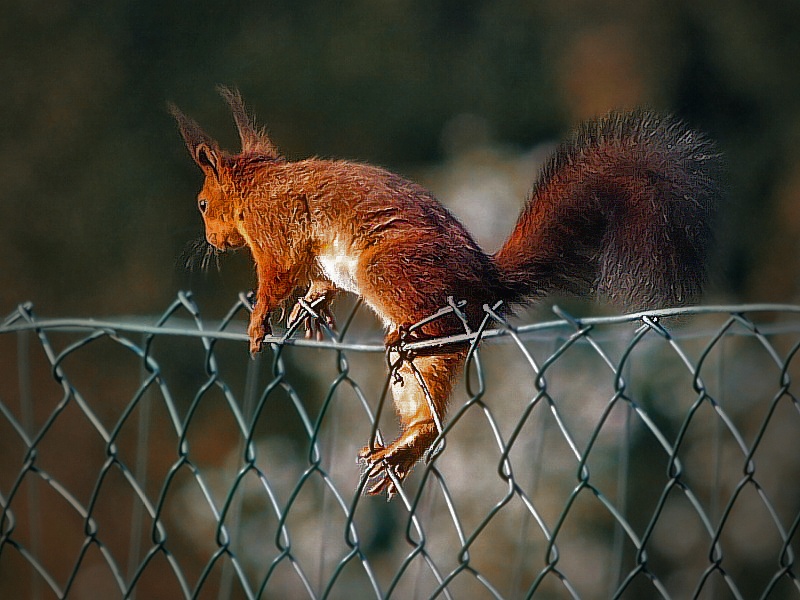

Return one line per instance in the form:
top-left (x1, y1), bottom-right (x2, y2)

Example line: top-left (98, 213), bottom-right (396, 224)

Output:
top-left (3, 0), bottom-right (800, 317)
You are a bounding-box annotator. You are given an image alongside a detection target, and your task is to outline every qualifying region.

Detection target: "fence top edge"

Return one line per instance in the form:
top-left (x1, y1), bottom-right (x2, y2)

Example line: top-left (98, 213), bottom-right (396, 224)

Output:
top-left (3, 303), bottom-right (800, 352)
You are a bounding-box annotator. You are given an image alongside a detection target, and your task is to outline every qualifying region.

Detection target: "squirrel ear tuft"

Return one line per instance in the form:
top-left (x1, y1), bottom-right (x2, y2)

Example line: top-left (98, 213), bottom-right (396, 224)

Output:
top-left (217, 86), bottom-right (282, 159)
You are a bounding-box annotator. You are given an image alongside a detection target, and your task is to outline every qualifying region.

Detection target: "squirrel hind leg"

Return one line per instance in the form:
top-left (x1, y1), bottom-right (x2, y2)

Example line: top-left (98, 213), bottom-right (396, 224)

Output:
top-left (359, 349), bottom-right (467, 499)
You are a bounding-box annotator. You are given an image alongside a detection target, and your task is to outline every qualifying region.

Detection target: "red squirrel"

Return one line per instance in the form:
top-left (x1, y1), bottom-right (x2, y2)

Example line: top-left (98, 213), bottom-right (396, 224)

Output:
top-left (171, 87), bottom-right (719, 498)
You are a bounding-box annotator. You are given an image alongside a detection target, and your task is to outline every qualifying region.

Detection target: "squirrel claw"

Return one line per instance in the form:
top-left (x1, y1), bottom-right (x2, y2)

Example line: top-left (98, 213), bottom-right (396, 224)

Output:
top-left (249, 338), bottom-right (263, 358)
top-left (365, 471), bottom-right (398, 499)
top-left (359, 459), bottom-right (400, 500)
top-left (247, 317), bottom-right (271, 356)
top-left (287, 295), bottom-right (337, 339)
top-left (244, 290), bottom-right (257, 311)
top-left (384, 326), bottom-right (405, 349)
top-left (358, 443), bottom-right (410, 500)
top-left (385, 323), bottom-right (424, 351)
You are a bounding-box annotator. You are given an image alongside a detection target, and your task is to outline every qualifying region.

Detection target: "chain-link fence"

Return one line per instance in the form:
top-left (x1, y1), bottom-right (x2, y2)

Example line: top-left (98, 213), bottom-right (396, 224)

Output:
top-left (1, 293), bottom-right (798, 599)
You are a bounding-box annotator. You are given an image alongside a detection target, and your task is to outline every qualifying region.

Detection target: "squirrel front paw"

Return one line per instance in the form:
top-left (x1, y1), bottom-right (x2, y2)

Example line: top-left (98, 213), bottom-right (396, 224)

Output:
top-left (287, 291), bottom-right (337, 340)
top-left (287, 299), bottom-right (336, 340)
top-left (247, 315), bottom-right (272, 356)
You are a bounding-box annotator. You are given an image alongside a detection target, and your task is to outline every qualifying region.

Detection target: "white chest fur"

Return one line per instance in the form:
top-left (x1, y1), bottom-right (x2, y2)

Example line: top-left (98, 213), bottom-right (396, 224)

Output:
top-left (317, 237), bottom-right (361, 295)
top-left (316, 237), bottom-right (396, 328)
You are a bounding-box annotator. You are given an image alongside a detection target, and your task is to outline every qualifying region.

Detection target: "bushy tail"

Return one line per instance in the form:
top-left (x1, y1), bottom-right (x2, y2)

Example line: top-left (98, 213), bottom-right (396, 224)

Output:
top-left (492, 111), bottom-right (720, 311)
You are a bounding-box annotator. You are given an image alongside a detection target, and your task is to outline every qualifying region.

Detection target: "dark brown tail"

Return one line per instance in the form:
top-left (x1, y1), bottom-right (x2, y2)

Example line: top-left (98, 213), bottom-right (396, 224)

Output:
top-left (492, 111), bottom-right (721, 310)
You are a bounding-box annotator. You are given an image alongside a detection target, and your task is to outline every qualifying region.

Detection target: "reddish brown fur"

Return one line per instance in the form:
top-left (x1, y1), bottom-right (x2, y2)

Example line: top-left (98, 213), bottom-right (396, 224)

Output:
top-left (171, 89), bottom-right (719, 498)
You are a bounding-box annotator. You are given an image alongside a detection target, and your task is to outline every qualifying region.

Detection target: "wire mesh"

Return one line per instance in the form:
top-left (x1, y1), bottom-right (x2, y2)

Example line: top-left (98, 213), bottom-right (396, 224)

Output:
top-left (0, 292), bottom-right (798, 599)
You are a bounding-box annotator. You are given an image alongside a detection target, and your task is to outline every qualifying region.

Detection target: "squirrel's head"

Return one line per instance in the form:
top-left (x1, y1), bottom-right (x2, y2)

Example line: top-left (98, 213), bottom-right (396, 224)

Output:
top-left (170, 86), bottom-right (282, 251)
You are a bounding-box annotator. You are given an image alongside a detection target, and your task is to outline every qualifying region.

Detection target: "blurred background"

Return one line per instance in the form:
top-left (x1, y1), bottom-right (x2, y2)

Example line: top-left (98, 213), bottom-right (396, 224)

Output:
top-left (2, 0), bottom-right (800, 317)
top-left (2, 2), bottom-right (800, 598)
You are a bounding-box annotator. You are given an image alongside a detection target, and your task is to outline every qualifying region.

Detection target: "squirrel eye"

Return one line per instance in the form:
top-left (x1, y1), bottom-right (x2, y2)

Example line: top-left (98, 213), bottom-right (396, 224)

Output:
top-left (198, 199), bottom-right (208, 213)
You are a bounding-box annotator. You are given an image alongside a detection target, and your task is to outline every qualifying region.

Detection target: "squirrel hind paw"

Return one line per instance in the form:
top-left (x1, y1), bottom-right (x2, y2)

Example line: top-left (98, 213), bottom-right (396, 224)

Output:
top-left (359, 457), bottom-right (402, 500)
top-left (358, 443), bottom-right (414, 500)
top-left (363, 467), bottom-right (400, 499)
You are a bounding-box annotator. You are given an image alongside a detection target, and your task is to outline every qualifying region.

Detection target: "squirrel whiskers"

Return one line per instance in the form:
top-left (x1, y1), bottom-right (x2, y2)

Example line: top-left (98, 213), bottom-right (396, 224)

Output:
top-left (180, 236), bottom-right (222, 273)
top-left (171, 88), bottom-right (720, 499)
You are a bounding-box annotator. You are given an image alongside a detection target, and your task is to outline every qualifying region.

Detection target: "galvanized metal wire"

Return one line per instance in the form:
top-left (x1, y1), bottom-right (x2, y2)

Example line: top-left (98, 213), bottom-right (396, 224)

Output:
top-left (0, 292), bottom-right (798, 599)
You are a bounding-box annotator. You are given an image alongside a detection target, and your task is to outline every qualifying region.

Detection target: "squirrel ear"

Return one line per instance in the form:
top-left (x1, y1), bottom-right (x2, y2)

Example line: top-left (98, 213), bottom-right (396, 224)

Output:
top-left (169, 102), bottom-right (224, 179)
top-left (194, 142), bottom-right (221, 179)
top-left (217, 86), bottom-right (282, 159)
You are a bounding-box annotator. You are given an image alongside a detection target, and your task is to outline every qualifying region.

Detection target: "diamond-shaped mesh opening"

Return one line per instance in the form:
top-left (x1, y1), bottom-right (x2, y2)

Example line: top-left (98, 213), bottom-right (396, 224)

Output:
top-left (1, 294), bottom-right (798, 599)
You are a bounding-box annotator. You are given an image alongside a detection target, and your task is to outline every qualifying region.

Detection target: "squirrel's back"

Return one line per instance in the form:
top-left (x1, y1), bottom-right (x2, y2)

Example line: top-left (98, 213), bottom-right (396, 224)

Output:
top-left (493, 110), bottom-right (720, 310)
